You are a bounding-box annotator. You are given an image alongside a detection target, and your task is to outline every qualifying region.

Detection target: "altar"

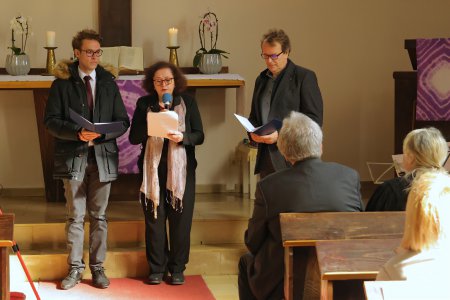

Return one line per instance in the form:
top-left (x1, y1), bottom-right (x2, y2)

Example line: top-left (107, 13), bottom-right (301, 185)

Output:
top-left (0, 73), bottom-right (245, 201)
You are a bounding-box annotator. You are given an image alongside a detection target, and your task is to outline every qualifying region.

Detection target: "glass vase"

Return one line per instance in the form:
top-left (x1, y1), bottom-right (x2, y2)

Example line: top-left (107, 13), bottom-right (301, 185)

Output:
top-left (5, 54), bottom-right (31, 76)
top-left (199, 54), bottom-right (222, 74)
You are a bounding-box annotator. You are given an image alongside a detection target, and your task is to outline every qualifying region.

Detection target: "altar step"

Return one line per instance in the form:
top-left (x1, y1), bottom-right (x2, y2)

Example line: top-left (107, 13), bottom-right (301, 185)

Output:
top-left (11, 218), bottom-right (249, 281)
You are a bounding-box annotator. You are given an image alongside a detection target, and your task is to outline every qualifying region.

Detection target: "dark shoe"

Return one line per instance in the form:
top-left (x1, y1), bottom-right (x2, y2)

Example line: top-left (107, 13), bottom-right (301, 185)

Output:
top-left (170, 272), bottom-right (185, 285)
top-left (145, 273), bottom-right (164, 285)
top-left (92, 268), bottom-right (110, 289)
top-left (61, 269), bottom-right (83, 290)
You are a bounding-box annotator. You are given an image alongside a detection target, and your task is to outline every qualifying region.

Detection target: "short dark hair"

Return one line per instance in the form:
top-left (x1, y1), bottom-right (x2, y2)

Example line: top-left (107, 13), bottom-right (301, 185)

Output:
top-left (142, 61), bottom-right (187, 96)
top-left (72, 29), bottom-right (102, 50)
top-left (261, 29), bottom-right (291, 53)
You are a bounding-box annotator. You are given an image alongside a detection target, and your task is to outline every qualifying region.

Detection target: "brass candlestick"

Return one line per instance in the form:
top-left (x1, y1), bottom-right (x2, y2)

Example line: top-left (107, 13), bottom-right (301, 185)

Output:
top-left (167, 46), bottom-right (180, 67)
top-left (43, 46), bottom-right (57, 75)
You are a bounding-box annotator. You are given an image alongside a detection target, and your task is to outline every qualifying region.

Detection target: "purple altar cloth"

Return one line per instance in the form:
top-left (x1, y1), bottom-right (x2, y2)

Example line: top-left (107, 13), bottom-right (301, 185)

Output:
top-left (116, 79), bottom-right (147, 174)
top-left (416, 38), bottom-right (450, 121)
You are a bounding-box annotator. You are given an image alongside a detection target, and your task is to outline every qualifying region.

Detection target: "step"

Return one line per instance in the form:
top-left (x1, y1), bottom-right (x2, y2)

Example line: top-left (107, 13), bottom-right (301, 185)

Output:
top-left (14, 218), bottom-right (248, 250)
top-left (10, 244), bottom-right (247, 281)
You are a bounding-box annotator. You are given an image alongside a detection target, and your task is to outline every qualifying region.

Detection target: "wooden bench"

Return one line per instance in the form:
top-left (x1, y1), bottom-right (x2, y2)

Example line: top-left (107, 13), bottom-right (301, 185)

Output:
top-left (280, 212), bottom-right (405, 300)
top-left (0, 214), bottom-right (14, 300)
top-left (316, 238), bottom-right (400, 300)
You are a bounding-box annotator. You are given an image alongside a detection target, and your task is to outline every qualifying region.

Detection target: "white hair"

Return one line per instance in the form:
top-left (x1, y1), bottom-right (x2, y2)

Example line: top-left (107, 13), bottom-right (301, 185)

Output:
top-left (278, 111), bottom-right (322, 163)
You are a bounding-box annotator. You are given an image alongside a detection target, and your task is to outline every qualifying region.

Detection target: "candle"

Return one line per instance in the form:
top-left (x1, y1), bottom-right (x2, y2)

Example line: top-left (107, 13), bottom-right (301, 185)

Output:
top-left (46, 31), bottom-right (56, 47)
top-left (168, 28), bottom-right (178, 47)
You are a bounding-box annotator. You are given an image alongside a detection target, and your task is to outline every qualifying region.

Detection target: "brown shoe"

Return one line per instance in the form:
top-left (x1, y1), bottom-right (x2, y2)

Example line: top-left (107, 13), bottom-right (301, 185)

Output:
top-left (92, 268), bottom-right (110, 289)
top-left (61, 269), bottom-right (83, 290)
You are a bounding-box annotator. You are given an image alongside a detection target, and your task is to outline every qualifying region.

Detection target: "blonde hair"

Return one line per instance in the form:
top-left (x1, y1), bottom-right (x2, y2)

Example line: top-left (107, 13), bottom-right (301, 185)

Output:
top-left (401, 170), bottom-right (450, 251)
top-left (402, 127), bottom-right (448, 171)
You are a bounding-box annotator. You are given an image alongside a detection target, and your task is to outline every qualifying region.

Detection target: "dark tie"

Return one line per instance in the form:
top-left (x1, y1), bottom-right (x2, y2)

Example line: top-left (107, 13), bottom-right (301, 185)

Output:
top-left (84, 75), bottom-right (93, 120)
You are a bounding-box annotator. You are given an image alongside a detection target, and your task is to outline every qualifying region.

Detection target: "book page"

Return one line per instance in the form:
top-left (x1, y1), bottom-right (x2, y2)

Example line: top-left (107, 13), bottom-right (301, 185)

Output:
top-left (119, 46), bottom-right (144, 72)
top-left (100, 47), bottom-right (120, 69)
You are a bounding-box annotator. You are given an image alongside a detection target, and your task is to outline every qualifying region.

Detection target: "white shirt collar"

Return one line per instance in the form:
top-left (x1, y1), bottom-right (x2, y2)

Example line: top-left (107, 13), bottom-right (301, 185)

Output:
top-left (78, 68), bottom-right (96, 81)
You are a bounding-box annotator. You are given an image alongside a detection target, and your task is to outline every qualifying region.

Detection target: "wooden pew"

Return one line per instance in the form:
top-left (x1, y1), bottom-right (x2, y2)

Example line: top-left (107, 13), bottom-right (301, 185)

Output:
top-left (0, 214), bottom-right (14, 300)
top-left (280, 212), bottom-right (405, 300)
top-left (316, 238), bottom-right (400, 299)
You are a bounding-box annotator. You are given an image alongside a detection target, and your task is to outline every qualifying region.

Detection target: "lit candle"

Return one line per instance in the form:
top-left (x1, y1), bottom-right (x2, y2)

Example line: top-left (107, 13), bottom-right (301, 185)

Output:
top-left (46, 31), bottom-right (56, 47)
top-left (168, 28), bottom-right (178, 47)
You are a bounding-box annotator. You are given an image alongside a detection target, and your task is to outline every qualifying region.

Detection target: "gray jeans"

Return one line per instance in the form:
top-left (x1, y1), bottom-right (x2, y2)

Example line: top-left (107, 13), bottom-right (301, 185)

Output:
top-left (63, 159), bottom-right (111, 272)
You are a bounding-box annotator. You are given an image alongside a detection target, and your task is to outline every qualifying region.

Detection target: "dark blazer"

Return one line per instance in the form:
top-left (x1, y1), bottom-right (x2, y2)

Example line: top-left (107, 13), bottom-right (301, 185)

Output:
top-left (248, 60), bottom-right (323, 174)
top-left (243, 158), bottom-right (363, 300)
top-left (44, 61), bottom-right (130, 182)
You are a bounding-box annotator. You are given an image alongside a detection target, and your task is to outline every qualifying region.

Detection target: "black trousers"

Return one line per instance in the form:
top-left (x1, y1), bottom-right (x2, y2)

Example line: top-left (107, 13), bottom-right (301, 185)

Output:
top-left (141, 160), bottom-right (196, 275)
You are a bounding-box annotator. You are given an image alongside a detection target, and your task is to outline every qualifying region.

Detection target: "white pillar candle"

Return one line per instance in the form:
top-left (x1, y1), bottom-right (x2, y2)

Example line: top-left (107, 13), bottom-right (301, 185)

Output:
top-left (168, 28), bottom-right (178, 47)
top-left (46, 31), bottom-right (56, 47)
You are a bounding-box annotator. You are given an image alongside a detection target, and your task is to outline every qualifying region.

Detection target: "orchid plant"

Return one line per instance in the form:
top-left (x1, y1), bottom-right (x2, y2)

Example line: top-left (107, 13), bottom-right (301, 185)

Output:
top-left (9, 15), bottom-right (32, 55)
top-left (193, 11), bottom-right (229, 67)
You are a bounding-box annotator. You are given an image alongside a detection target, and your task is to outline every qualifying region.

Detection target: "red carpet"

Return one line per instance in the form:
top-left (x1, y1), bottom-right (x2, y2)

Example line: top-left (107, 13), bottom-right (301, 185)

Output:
top-left (37, 276), bottom-right (215, 300)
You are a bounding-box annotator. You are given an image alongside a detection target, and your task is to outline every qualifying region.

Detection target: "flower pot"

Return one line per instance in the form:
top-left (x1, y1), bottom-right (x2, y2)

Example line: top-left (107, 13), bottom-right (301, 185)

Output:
top-left (5, 54), bottom-right (31, 76)
top-left (199, 54), bottom-right (222, 74)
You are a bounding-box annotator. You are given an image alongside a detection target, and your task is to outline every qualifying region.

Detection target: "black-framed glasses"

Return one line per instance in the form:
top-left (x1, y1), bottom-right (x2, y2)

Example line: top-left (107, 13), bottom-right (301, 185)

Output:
top-left (260, 52), bottom-right (284, 60)
top-left (153, 78), bottom-right (174, 86)
top-left (81, 49), bottom-right (103, 57)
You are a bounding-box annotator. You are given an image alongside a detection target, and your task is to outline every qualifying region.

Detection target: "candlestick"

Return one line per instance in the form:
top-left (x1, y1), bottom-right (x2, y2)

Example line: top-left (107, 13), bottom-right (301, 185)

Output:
top-left (168, 28), bottom-right (178, 47)
top-left (167, 46), bottom-right (180, 67)
top-left (46, 31), bottom-right (56, 47)
top-left (42, 47), bottom-right (57, 76)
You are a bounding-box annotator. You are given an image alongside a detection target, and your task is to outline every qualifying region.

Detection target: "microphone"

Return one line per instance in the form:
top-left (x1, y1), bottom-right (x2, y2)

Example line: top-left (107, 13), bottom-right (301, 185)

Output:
top-left (162, 93), bottom-right (173, 109)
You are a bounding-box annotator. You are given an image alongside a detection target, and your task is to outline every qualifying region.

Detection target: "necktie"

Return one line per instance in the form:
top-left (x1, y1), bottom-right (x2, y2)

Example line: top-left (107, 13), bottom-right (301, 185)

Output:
top-left (84, 75), bottom-right (93, 119)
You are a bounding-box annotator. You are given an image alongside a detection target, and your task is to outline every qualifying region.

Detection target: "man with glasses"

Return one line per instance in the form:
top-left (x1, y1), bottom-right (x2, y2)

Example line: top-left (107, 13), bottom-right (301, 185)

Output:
top-left (248, 29), bottom-right (323, 178)
top-left (44, 29), bottom-right (130, 290)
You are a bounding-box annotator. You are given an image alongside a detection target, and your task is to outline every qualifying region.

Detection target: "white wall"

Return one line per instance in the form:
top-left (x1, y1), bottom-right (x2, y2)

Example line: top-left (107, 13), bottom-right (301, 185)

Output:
top-left (1, 0), bottom-right (450, 189)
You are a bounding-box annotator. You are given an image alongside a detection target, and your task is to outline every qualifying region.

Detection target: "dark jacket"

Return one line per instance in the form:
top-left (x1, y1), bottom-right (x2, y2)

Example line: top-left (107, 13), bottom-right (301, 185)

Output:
top-left (244, 158), bottom-right (363, 300)
top-left (365, 176), bottom-right (411, 211)
top-left (128, 93), bottom-right (204, 172)
top-left (44, 60), bottom-right (130, 182)
top-left (249, 60), bottom-right (323, 174)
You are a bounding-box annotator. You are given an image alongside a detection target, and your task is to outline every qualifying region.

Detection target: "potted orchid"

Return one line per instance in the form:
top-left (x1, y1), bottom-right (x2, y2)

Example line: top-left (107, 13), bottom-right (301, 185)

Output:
top-left (193, 12), bottom-right (229, 74)
top-left (6, 14), bottom-right (32, 75)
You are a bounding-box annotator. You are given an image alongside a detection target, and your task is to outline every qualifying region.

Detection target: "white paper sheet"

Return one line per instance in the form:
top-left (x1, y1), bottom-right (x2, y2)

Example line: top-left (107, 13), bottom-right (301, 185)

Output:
top-left (147, 111), bottom-right (178, 138)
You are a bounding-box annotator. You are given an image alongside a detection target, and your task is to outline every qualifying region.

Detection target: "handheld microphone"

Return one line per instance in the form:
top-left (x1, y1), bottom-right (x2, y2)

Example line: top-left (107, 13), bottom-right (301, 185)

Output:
top-left (162, 93), bottom-right (173, 109)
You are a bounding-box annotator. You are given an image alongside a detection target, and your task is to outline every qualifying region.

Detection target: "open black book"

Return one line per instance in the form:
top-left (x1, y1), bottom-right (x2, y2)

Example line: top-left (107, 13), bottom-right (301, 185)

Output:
top-left (69, 108), bottom-right (125, 134)
top-left (234, 114), bottom-right (282, 136)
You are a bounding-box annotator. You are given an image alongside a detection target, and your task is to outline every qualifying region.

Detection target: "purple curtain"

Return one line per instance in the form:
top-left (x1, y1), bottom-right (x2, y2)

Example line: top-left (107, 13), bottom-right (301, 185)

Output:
top-left (416, 38), bottom-right (450, 121)
top-left (116, 79), bottom-right (147, 174)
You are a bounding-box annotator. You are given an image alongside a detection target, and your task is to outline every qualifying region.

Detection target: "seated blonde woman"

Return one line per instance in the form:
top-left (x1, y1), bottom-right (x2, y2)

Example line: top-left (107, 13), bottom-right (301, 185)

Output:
top-left (377, 170), bottom-right (450, 281)
top-left (366, 127), bottom-right (448, 211)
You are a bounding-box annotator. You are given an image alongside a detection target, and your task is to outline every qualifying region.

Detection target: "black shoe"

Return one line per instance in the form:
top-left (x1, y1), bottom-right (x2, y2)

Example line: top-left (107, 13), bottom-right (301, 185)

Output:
top-left (92, 268), bottom-right (110, 289)
top-left (170, 272), bottom-right (185, 285)
top-left (145, 273), bottom-right (164, 285)
top-left (61, 269), bottom-right (83, 290)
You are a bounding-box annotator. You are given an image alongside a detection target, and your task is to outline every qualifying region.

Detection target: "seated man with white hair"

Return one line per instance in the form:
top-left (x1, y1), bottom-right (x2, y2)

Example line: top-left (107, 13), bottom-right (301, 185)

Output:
top-left (238, 111), bottom-right (363, 300)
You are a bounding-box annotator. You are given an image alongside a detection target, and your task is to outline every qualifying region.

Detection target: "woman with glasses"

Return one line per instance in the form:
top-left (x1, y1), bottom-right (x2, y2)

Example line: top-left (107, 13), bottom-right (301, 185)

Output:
top-left (129, 61), bottom-right (204, 285)
top-left (248, 29), bottom-right (323, 179)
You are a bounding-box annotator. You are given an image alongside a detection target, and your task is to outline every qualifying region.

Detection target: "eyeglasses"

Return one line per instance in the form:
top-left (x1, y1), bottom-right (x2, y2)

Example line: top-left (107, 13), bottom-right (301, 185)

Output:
top-left (80, 49), bottom-right (103, 57)
top-left (153, 78), bottom-right (174, 86)
top-left (260, 52), bottom-right (284, 60)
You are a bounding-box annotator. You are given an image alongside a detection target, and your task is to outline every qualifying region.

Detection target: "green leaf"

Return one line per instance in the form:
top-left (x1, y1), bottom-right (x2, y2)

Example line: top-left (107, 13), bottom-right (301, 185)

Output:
top-left (8, 46), bottom-right (22, 55)
top-left (193, 53), bottom-right (203, 67)
top-left (208, 49), bottom-right (229, 55)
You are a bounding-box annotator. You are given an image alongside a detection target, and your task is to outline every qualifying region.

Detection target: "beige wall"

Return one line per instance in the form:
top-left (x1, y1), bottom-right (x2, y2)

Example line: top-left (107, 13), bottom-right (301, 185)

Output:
top-left (1, 0), bottom-right (450, 189)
